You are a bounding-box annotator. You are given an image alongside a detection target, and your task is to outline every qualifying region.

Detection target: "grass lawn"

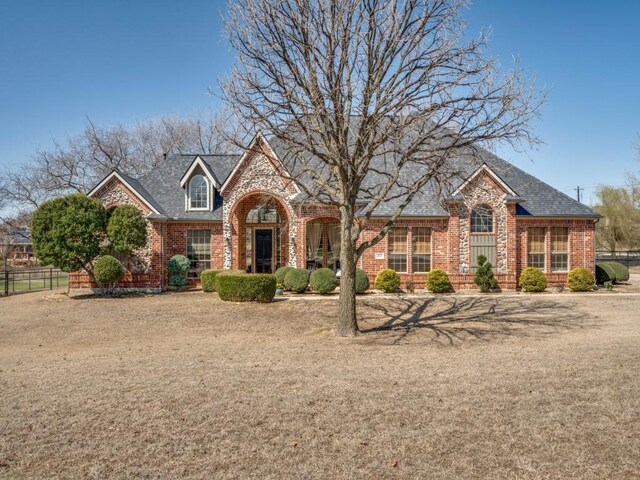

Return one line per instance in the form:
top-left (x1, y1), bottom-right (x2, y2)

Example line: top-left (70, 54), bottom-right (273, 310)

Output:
top-left (1, 271), bottom-right (68, 295)
top-left (0, 291), bottom-right (639, 479)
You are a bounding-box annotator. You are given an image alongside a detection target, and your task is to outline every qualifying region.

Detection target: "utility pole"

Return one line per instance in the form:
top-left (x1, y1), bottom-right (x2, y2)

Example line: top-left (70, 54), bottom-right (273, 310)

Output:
top-left (575, 186), bottom-right (582, 203)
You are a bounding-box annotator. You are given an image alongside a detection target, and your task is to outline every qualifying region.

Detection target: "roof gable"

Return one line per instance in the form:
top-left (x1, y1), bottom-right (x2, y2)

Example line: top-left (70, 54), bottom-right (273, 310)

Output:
top-left (179, 155), bottom-right (220, 189)
top-left (452, 164), bottom-right (517, 197)
top-left (88, 170), bottom-right (162, 215)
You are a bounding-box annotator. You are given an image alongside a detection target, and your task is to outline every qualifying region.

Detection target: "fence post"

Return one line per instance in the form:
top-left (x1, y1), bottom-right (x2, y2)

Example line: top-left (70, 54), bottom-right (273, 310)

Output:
top-left (4, 269), bottom-right (8, 297)
top-left (50, 268), bottom-right (53, 290)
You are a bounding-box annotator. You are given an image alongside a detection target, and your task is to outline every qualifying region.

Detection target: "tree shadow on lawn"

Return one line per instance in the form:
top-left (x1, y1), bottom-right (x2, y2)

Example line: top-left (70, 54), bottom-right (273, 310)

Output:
top-left (357, 296), bottom-right (593, 346)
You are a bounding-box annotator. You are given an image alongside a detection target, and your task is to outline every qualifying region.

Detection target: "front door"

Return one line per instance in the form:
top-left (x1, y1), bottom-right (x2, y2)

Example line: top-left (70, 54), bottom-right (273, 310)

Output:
top-left (254, 229), bottom-right (273, 273)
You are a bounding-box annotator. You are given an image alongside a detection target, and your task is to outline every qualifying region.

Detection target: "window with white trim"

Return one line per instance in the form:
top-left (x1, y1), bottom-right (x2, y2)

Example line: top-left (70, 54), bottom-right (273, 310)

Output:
top-left (388, 227), bottom-right (408, 273)
top-left (189, 175), bottom-right (209, 210)
top-left (411, 227), bottom-right (431, 273)
top-left (187, 230), bottom-right (211, 279)
top-left (527, 227), bottom-right (546, 269)
top-left (470, 205), bottom-right (494, 233)
top-left (551, 227), bottom-right (568, 272)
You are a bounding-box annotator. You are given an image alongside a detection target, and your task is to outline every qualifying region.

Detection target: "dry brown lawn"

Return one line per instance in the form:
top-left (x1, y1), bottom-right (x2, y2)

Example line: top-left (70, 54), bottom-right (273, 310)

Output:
top-left (1, 289), bottom-right (639, 479)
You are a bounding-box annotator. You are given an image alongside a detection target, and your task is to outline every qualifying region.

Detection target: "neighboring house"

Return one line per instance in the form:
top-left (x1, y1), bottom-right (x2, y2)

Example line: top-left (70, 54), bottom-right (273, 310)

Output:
top-left (4, 229), bottom-right (35, 266)
top-left (71, 129), bottom-right (600, 290)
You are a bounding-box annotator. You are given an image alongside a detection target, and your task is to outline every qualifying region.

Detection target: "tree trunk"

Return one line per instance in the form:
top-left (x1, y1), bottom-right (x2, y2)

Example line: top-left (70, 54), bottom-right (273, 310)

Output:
top-left (337, 209), bottom-right (358, 336)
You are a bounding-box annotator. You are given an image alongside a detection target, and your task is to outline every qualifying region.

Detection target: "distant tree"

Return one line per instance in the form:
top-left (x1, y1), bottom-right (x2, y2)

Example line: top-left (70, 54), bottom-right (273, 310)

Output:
top-left (594, 185), bottom-right (640, 254)
top-left (106, 205), bottom-right (148, 256)
top-left (31, 194), bottom-right (107, 279)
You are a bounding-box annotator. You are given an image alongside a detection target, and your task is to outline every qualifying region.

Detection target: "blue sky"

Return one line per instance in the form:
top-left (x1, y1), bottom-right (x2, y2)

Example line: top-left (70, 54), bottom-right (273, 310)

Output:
top-left (1, 1), bottom-right (639, 205)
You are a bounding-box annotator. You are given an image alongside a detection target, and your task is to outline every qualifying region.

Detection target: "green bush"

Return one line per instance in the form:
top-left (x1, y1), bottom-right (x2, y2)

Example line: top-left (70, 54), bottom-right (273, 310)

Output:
top-left (200, 269), bottom-right (222, 292)
top-left (168, 255), bottom-right (190, 274)
top-left (518, 267), bottom-right (547, 292)
top-left (284, 268), bottom-right (310, 293)
top-left (595, 263), bottom-right (616, 284)
top-left (213, 269), bottom-right (246, 291)
top-left (608, 262), bottom-right (630, 283)
top-left (474, 254), bottom-right (498, 293)
top-left (355, 268), bottom-right (370, 294)
top-left (426, 269), bottom-right (452, 293)
top-left (374, 268), bottom-right (401, 293)
top-left (216, 273), bottom-right (277, 303)
top-left (309, 268), bottom-right (337, 294)
top-left (106, 205), bottom-right (147, 254)
top-left (169, 275), bottom-right (187, 287)
top-left (275, 266), bottom-right (294, 285)
top-left (93, 255), bottom-right (124, 287)
top-left (567, 267), bottom-right (594, 292)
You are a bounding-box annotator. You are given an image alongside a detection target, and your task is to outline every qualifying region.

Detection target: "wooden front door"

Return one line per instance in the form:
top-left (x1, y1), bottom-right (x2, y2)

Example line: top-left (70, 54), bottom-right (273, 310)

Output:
top-left (255, 229), bottom-right (273, 273)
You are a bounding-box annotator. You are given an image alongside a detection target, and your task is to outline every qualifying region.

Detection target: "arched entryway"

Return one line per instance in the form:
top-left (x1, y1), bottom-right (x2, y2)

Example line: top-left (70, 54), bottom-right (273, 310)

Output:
top-left (229, 192), bottom-right (292, 273)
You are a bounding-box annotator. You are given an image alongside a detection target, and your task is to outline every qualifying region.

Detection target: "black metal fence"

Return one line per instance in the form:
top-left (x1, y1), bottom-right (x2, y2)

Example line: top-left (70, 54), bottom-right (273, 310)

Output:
top-left (1, 268), bottom-right (68, 297)
top-left (595, 251), bottom-right (640, 269)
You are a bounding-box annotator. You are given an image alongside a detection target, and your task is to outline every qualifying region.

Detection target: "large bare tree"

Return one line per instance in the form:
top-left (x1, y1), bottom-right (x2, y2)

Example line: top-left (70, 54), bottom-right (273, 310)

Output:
top-left (220, 0), bottom-right (543, 336)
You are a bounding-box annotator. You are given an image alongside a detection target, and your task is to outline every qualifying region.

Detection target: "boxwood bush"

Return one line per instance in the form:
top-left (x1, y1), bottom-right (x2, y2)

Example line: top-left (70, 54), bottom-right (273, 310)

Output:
top-left (200, 269), bottom-right (222, 292)
top-left (213, 269), bottom-right (246, 291)
top-left (275, 266), bottom-right (294, 285)
top-left (284, 268), bottom-right (310, 293)
top-left (518, 267), bottom-right (547, 292)
top-left (310, 268), bottom-right (337, 294)
top-left (167, 255), bottom-right (190, 274)
top-left (94, 255), bottom-right (123, 287)
top-left (169, 275), bottom-right (187, 287)
top-left (216, 273), bottom-right (277, 303)
top-left (595, 263), bottom-right (616, 284)
top-left (567, 267), bottom-right (594, 292)
top-left (608, 261), bottom-right (629, 283)
top-left (355, 268), bottom-right (369, 294)
top-left (374, 268), bottom-right (401, 293)
top-left (426, 269), bottom-right (452, 293)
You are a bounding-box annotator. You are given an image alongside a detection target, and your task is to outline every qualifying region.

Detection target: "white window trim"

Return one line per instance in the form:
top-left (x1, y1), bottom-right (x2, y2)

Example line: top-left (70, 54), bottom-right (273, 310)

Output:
top-left (186, 175), bottom-right (212, 212)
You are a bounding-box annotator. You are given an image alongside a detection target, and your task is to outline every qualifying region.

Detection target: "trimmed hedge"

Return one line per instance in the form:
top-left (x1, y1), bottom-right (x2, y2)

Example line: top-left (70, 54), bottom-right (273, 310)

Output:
top-left (567, 267), bottom-right (594, 292)
top-left (596, 263), bottom-right (616, 284)
top-left (275, 266), bottom-right (294, 285)
top-left (310, 268), bottom-right (337, 294)
top-left (200, 269), bottom-right (222, 292)
top-left (519, 267), bottom-right (547, 292)
top-left (374, 269), bottom-right (401, 293)
top-left (93, 255), bottom-right (123, 286)
top-left (607, 262), bottom-right (629, 283)
top-left (169, 275), bottom-right (187, 287)
top-left (355, 268), bottom-right (370, 294)
top-left (168, 255), bottom-right (190, 274)
top-left (214, 269), bottom-right (246, 291)
top-left (426, 269), bottom-right (452, 293)
top-left (284, 268), bottom-right (310, 293)
top-left (216, 273), bottom-right (276, 303)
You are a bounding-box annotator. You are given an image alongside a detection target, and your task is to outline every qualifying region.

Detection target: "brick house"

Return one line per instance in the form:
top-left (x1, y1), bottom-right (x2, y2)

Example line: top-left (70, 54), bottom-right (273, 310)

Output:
top-left (71, 131), bottom-right (600, 291)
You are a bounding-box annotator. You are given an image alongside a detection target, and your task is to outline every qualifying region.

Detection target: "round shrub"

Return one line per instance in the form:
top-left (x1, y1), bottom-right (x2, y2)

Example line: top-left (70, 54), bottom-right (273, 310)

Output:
top-left (169, 275), bottom-right (187, 287)
top-left (567, 267), bottom-right (594, 292)
top-left (284, 268), bottom-right (310, 293)
top-left (608, 261), bottom-right (629, 283)
top-left (310, 268), bottom-right (337, 294)
top-left (275, 266), bottom-right (294, 285)
top-left (167, 255), bottom-right (190, 274)
top-left (200, 269), bottom-right (222, 292)
top-left (426, 269), bottom-right (452, 293)
top-left (93, 255), bottom-right (123, 287)
top-left (217, 273), bottom-right (277, 303)
top-left (595, 263), bottom-right (616, 284)
top-left (374, 268), bottom-right (401, 293)
top-left (355, 268), bottom-right (370, 294)
top-left (519, 267), bottom-right (547, 292)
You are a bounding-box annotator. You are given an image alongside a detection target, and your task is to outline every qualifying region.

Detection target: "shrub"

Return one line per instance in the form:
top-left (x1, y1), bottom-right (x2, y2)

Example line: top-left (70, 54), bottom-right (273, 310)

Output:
top-left (310, 268), bottom-right (337, 294)
top-left (275, 266), bottom-right (294, 285)
top-left (519, 267), bottom-right (547, 293)
top-left (474, 254), bottom-right (498, 293)
top-left (167, 255), bottom-right (190, 274)
top-left (608, 262), bottom-right (630, 283)
top-left (93, 255), bottom-right (124, 288)
top-left (595, 263), bottom-right (616, 284)
top-left (567, 267), bottom-right (594, 292)
top-left (426, 269), bottom-right (452, 293)
top-left (214, 269), bottom-right (246, 291)
top-left (216, 273), bottom-right (277, 303)
top-left (604, 280), bottom-right (614, 291)
top-left (200, 269), bottom-right (222, 292)
top-left (106, 205), bottom-right (147, 254)
top-left (374, 269), bottom-right (401, 293)
top-left (355, 268), bottom-right (369, 294)
top-left (284, 268), bottom-right (310, 293)
top-left (169, 275), bottom-right (187, 287)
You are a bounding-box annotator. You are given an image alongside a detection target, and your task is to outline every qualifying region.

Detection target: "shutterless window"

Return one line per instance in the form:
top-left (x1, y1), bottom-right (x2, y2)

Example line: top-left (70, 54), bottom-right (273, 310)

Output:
top-left (412, 227), bottom-right (431, 273)
top-left (189, 175), bottom-right (208, 210)
top-left (187, 230), bottom-right (211, 278)
top-left (470, 205), bottom-right (493, 233)
top-left (551, 227), bottom-right (569, 272)
top-left (527, 227), bottom-right (546, 269)
top-left (388, 227), bottom-right (408, 272)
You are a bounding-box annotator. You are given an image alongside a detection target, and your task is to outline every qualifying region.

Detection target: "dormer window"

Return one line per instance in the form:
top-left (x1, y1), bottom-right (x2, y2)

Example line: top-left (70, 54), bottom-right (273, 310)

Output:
top-left (189, 175), bottom-right (209, 210)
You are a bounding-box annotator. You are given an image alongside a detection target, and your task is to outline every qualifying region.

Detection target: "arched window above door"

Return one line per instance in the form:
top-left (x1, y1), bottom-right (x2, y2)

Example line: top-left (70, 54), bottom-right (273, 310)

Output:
top-left (470, 205), bottom-right (493, 233)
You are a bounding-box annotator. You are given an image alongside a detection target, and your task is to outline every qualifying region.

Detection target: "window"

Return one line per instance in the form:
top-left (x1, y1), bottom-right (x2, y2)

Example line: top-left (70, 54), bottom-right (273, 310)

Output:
top-left (412, 227), bottom-right (431, 273)
top-left (246, 205), bottom-right (280, 223)
top-left (245, 227), bottom-right (252, 271)
top-left (189, 175), bottom-right (208, 210)
top-left (528, 227), bottom-right (546, 269)
top-left (551, 227), bottom-right (569, 272)
top-left (471, 205), bottom-right (493, 233)
top-left (187, 230), bottom-right (211, 278)
top-left (388, 227), bottom-right (408, 272)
